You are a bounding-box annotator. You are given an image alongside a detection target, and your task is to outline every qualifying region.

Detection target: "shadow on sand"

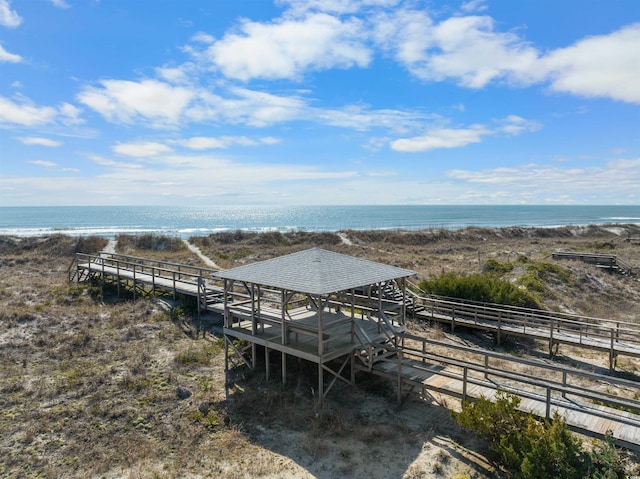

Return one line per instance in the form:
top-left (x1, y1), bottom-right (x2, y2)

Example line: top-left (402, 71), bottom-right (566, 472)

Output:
top-left (217, 355), bottom-right (497, 478)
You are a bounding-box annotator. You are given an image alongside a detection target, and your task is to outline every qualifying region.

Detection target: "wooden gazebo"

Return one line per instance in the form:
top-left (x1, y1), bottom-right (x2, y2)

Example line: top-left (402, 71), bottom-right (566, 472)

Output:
top-left (216, 248), bottom-right (416, 405)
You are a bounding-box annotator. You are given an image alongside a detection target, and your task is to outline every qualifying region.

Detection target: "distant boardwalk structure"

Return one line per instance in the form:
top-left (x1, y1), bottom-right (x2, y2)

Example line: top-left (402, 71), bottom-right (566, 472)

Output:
top-left (72, 249), bottom-right (640, 450)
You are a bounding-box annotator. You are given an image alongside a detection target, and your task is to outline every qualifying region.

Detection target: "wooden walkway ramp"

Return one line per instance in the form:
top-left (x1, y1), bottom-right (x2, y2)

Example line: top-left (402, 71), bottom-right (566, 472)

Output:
top-left (405, 284), bottom-right (640, 370)
top-left (71, 252), bottom-right (224, 311)
top-left (362, 334), bottom-right (640, 451)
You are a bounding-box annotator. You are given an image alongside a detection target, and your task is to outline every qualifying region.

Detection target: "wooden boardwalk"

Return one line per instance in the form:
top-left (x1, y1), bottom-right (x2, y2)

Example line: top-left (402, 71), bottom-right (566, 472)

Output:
top-left (408, 286), bottom-right (640, 370)
top-left (366, 334), bottom-right (640, 451)
top-left (72, 252), bottom-right (640, 449)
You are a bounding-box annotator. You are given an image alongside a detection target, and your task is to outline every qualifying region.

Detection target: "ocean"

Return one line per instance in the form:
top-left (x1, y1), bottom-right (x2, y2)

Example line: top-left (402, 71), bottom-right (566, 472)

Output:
top-left (0, 205), bottom-right (638, 238)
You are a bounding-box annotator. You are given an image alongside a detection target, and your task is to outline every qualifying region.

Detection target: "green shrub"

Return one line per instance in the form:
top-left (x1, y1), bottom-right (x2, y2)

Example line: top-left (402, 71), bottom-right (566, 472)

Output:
top-left (483, 259), bottom-right (514, 275)
top-left (418, 273), bottom-right (539, 309)
top-left (454, 390), bottom-right (627, 479)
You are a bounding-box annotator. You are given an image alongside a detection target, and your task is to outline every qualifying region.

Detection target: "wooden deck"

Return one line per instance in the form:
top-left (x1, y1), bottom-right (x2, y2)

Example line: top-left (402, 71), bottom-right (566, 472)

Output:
top-left (222, 307), bottom-right (391, 363)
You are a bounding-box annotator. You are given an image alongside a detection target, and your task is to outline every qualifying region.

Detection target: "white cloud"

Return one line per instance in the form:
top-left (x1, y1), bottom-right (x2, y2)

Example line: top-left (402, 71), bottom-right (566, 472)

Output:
top-left (87, 154), bottom-right (144, 169)
top-left (0, 43), bottom-right (21, 62)
top-left (172, 136), bottom-right (279, 150)
top-left (372, 9), bottom-right (433, 65)
top-left (402, 15), bottom-right (539, 88)
top-left (58, 102), bottom-right (84, 125)
top-left (0, 0), bottom-right (21, 27)
top-left (374, 10), bottom-right (639, 103)
top-left (77, 79), bottom-right (194, 127)
top-left (156, 64), bottom-right (197, 84)
top-left (112, 141), bottom-right (173, 158)
top-left (498, 115), bottom-right (541, 136)
top-left (17, 137), bottom-right (62, 147)
top-left (28, 160), bottom-right (58, 168)
top-left (460, 0), bottom-right (488, 13)
top-left (391, 125), bottom-right (489, 152)
top-left (206, 13), bottom-right (371, 81)
top-left (0, 96), bottom-right (57, 126)
top-left (540, 23), bottom-right (640, 104)
top-left (391, 115), bottom-right (541, 152)
top-left (50, 0), bottom-right (70, 8)
top-left (447, 158), bottom-right (640, 198)
top-left (76, 77), bottom-right (428, 131)
top-left (191, 31), bottom-right (215, 44)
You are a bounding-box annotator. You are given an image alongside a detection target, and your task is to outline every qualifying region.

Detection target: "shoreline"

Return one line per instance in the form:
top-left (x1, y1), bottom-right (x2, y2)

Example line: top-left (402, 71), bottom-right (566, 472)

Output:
top-left (1, 221), bottom-right (639, 240)
top-left (1, 204), bottom-right (638, 239)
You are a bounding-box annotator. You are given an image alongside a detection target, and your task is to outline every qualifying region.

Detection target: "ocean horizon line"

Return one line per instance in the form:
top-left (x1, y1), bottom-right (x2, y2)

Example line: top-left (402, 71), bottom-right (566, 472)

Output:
top-left (1, 205), bottom-right (638, 239)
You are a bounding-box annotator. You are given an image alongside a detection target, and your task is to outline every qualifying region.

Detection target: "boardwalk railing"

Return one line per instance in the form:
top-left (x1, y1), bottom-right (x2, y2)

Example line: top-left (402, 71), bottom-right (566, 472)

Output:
top-left (370, 333), bottom-right (640, 448)
top-left (406, 282), bottom-right (640, 369)
top-left (552, 251), bottom-right (638, 276)
top-left (73, 252), bottom-right (221, 305)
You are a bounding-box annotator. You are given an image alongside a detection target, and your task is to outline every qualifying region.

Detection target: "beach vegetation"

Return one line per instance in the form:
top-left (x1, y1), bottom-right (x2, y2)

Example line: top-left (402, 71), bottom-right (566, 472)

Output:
top-left (418, 272), bottom-right (540, 308)
top-left (116, 234), bottom-right (186, 253)
top-left (454, 390), bottom-right (627, 479)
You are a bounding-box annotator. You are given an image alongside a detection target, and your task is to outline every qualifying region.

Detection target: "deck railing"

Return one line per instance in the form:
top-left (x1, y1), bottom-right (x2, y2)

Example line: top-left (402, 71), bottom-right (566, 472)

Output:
top-left (374, 333), bottom-right (640, 436)
top-left (406, 281), bottom-right (640, 368)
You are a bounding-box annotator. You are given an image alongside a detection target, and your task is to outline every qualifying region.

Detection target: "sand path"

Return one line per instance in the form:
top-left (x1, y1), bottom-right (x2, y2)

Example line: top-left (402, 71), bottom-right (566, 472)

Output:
top-left (183, 239), bottom-right (221, 269)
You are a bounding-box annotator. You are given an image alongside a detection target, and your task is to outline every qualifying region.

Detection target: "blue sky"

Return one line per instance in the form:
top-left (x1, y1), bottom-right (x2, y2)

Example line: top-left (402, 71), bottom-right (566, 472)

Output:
top-left (0, 0), bottom-right (638, 206)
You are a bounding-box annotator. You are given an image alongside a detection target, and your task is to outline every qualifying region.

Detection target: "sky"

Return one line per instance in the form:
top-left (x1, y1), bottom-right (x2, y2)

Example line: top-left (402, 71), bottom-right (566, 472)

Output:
top-left (0, 0), bottom-right (638, 207)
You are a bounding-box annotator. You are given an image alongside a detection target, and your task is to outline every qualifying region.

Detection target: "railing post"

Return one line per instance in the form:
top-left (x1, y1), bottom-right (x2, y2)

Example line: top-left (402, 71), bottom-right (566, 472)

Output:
top-left (609, 329), bottom-right (615, 371)
top-left (450, 304), bottom-right (455, 332)
top-left (546, 387), bottom-right (551, 420)
top-left (462, 367), bottom-right (468, 404)
top-left (484, 355), bottom-right (489, 379)
top-left (397, 349), bottom-right (403, 406)
top-left (172, 271), bottom-right (176, 300)
top-left (132, 264), bottom-right (136, 300)
top-left (561, 371), bottom-right (567, 399)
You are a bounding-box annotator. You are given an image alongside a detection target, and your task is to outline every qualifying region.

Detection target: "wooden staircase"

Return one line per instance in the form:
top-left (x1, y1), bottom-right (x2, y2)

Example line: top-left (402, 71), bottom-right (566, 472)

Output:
top-left (552, 252), bottom-right (638, 276)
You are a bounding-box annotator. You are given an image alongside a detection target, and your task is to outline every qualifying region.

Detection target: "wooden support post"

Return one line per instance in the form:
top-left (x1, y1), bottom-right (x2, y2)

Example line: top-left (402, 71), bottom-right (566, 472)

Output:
top-left (397, 350), bottom-right (403, 406)
top-left (318, 361), bottom-right (324, 410)
top-left (265, 346), bottom-right (270, 381)
top-left (132, 265), bottom-right (136, 300)
top-left (223, 279), bottom-right (229, 328)
top-left (561, 371), bottom-right (567, 399)
top-left (401, 278), bottom-right (407, 324)
top-left (282, 352), bottom-right (287, 385)
top-left (318, 295), bottom-right (324, 356)
top-left (224, 336), bottom-right (229, 400)
top-left (281, 290), bottom-right (286, 346)
top-left (350, 353), bottom-right (355, 385)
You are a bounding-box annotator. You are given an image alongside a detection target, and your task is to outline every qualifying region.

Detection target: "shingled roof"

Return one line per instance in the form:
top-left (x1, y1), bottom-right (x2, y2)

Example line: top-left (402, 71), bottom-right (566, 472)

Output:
top-left (215, 247), bottom-right (416, 295)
